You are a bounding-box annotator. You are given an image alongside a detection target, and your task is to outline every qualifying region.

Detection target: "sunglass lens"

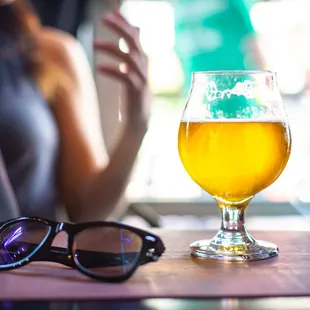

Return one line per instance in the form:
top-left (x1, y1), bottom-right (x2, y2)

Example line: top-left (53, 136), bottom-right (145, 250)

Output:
top-left (73, 226), bottom-right (143, 278)
top-left (0, 219), bottom-right (50, 266)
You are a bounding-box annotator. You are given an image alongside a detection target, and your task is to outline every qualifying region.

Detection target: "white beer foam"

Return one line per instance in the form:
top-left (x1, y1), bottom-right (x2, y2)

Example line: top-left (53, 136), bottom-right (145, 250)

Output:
top-left (205, 80), bottom-right (257, 101)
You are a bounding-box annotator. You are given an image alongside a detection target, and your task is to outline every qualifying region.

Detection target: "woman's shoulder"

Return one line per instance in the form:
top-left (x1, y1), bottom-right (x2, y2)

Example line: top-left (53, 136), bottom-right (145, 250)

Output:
top-left (35, 27), bottom-right (87, 74)
top-left (34, 27), bottom-right (91, 89)
top-left (36, 27), bottom-right (81, 55)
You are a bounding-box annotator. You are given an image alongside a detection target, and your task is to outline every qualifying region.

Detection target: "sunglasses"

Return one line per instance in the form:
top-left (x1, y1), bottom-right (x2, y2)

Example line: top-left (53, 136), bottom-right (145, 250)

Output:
top-left (0, 217), bottom-right (165, 282)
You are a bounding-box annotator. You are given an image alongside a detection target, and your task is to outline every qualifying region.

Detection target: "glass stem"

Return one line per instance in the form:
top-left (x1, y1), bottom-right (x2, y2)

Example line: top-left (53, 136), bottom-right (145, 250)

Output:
top-left (213, 200), bottom-right (255, 246)
top-left (221, 205), bottom-right (246, 233)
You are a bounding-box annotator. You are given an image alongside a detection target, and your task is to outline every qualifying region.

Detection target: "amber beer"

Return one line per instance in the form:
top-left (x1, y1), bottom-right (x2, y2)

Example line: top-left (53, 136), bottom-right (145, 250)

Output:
top-left (178, 120), bottom-right (291, 203)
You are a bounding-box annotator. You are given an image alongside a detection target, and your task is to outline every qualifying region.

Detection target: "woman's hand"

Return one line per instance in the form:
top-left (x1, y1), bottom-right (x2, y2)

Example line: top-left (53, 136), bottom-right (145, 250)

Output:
top-left (94, 10), bottom-right (150, 133)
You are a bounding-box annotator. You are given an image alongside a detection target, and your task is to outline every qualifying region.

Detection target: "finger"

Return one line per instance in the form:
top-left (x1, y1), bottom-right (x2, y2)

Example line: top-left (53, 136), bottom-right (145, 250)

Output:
top-left (113, 9), bottom-right (129, 24)
top-left (97, 66), bottom-right (143, 90)
top-left (113, 10), bottom-right (140, 34)
top-left (94, 42), bottom-right (147, 81)
top-left (113, 11), bottom-right (141, 37)
top-left (103, 14), bottom-right (142, 53)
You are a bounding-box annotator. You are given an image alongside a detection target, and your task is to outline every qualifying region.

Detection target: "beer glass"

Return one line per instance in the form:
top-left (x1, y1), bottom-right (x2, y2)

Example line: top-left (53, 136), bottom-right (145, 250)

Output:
top-left (178, 71), bottom-right (291, 261)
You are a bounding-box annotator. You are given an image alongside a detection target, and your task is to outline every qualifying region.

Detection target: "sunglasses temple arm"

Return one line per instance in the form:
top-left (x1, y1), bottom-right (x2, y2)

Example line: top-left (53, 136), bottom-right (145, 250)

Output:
top-left (12, 241), bottom-right (140, 268)
top-left (73, 248), bottom-right (139, 268)
top-left (139, 239), bottom-right (166, 265)
top-left (155, 238), bottom-right (165, 256)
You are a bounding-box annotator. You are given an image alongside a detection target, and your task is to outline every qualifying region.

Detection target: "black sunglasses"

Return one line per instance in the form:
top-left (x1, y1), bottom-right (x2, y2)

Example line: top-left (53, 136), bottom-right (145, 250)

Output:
top-left (0, 217), bottom-right (165, 282)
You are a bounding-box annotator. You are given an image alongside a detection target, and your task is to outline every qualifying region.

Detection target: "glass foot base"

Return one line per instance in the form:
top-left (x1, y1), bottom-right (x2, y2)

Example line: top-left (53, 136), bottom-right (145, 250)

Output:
top-left (190, 239), bottom-right (279, 261)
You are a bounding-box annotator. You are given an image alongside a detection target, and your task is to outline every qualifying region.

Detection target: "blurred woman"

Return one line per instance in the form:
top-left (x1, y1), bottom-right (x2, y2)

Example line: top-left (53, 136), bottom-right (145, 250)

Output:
top-left (0, 0), bottom-right (149, 221)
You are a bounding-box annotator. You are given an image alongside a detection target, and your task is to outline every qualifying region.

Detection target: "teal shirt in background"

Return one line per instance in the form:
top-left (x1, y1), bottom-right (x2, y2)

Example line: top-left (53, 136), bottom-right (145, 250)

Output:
top-left (174, 0), bottom-right (259, 93)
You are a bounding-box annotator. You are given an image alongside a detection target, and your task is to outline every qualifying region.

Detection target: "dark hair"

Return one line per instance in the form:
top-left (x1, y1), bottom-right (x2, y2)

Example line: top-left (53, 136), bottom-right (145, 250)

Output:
top-left (0, 0), bottom-right (62, 101)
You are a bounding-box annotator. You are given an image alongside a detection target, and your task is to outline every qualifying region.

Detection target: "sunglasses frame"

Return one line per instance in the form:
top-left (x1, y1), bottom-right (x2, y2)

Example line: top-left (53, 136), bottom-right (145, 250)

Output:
top-left (0, 217), bottom-right (165, 282)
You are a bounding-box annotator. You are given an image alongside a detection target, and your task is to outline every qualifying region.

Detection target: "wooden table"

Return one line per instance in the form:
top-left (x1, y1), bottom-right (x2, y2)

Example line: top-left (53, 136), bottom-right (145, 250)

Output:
top-left (2, 298), bottom-right (310, 310)
top-left (1, 230), bottom-right (310, 307)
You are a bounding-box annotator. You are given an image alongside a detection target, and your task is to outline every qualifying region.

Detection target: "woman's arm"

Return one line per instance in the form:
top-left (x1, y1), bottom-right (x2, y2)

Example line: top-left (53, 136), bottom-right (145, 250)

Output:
top-left (41, 11), bottom-right (149, 222)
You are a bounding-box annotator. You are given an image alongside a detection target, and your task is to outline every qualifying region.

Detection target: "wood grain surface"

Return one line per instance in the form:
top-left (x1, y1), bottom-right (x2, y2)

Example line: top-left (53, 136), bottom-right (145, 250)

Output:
top-left (0, 230), bottom-right (309, 301)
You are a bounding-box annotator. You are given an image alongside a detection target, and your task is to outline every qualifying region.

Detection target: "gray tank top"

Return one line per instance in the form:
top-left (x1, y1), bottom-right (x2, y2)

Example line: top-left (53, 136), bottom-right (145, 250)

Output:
top-left (0, 30), bottom-right (60, 220)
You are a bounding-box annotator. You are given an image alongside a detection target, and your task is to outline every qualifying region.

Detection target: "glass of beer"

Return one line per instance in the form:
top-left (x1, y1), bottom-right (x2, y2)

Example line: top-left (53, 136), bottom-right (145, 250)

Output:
top-left (178, 71), bottom-right (291, 261)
